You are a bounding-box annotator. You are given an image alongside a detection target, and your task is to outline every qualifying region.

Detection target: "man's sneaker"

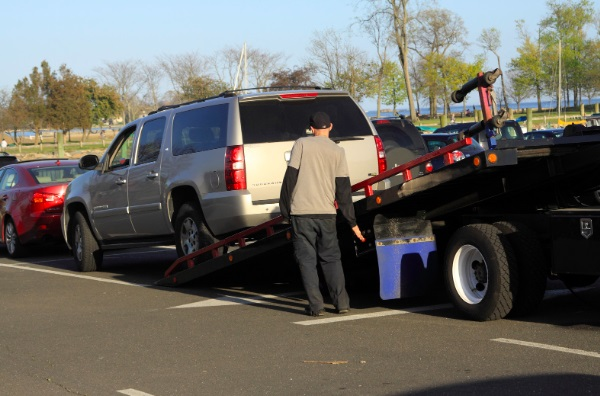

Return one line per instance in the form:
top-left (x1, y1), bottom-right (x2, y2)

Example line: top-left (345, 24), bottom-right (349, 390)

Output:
top-left (337, 308), bottom-right (350, 314)
top-left (305, 307), bottom-right (325, 317)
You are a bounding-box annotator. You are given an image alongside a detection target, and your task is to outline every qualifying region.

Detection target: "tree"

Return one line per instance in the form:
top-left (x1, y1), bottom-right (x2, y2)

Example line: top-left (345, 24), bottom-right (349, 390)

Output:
top-left (11, 61), bottom-right (52, 145)
top-left (180, 75), bottom-right (228, 101)
top-left (508, 20), bottom-right (546, 111)
top-left (540, 0), bottom-right (595, 108)
top-left (380, 61), bottom-right (407, 114)
top-left (270, 66), bottom-right (317, 87)
top-left (247, 47), bottom-right (287, 89)
top-left (140, 62), bottom-right (164, 109)
top-left (86, 80), bottom-right (123, 133)
top-left (409, 6), bottom-right (469, 117)
top-left (0, 88), bottom-right (10, 134)
top-left (505, 71), bottom-right (535, 111)
top-left (307, 28), bottom-right (374, 102)
top-left (46, 65), bottom-right (91, 143)
top-left (358, 2), bottom-right (395, 117)
top-left (580, 38), bottom-right (600, 104)
top-left (387, 0), bottom-right (417, 120)
top-left (479, 27), bottom-right (509, 109)
top-left (95, 60), bottom-right (143, 123)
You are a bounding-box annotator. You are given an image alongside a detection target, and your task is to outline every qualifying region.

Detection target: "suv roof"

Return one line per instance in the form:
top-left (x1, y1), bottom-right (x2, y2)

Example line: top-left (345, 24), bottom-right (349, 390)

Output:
top-left (371, 117), bottom-right (429, 184)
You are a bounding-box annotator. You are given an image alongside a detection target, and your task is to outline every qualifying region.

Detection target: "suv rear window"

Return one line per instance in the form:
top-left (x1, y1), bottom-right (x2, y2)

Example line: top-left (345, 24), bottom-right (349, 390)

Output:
top-left (239, 96), bottom-right (373, 144)
top-left (172, 104), bottom-right (229, 156)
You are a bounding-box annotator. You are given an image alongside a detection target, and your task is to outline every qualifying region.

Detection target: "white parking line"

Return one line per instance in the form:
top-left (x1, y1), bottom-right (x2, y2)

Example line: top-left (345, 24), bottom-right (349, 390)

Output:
top-left (117, 389), bottom-right (155, 396)
top-left (0, 264), bottom-right (150, 287)
top-left (294, 303), bottom-right (452, 325)
top-left (492, 338), bottom-right (600, 358)
top-left (170, 291), bottom-right (305, 308)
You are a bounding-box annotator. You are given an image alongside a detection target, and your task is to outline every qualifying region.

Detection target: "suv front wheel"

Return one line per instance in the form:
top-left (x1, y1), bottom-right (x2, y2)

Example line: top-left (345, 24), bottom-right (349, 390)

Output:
top-left (70, 211), bottom-right (103, 272)
top-left (174, 202), bottom-right (222, 262)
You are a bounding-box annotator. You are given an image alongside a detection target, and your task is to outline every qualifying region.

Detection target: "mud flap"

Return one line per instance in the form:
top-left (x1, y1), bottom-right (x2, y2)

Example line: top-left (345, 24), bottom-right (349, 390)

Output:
top-left (373, 214), bottom-right (438, 299)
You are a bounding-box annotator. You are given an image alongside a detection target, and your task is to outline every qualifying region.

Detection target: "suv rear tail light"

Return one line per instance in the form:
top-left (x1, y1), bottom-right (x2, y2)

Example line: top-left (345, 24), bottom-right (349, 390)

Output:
top-left (374, 136), bottom-right (387, 173)
top-left (225, 145), bottom-right (247, 190)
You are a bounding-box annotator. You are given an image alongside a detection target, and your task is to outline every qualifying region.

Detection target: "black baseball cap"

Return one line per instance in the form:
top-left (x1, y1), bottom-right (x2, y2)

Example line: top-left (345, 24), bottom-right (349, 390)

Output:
top-left (309, 112), bottom-right (331, 129)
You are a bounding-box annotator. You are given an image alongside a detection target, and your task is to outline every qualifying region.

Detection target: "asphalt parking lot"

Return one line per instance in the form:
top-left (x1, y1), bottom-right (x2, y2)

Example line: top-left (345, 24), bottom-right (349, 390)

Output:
top-left (1, 245), bottom-right (599, 395)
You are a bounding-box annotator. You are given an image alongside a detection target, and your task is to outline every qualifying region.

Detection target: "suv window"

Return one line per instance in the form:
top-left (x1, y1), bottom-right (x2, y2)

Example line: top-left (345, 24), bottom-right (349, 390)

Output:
top-left (239, 96), bottom-right (373, 144)
top-left (108, 126), bottom-right (136, 169)
top-left (137, 117), bottom-right (166, 164)
top-left (172, 104), bottom-right (229, 156)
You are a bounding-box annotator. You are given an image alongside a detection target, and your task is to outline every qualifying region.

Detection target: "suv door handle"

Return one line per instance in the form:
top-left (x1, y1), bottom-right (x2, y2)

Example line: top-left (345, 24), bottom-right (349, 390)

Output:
top-left (147, 172), bottom-right (159, 179)
top-left (115, 178), bottom-right (127, 185)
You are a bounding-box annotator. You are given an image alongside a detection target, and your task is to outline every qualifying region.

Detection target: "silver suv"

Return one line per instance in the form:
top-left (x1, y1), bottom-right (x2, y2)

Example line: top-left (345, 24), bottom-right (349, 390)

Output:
top-left (61, 88), bottom-right (387, 271)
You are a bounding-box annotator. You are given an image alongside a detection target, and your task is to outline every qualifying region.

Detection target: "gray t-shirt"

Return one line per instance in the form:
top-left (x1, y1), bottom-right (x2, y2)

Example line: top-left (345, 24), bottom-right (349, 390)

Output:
top-left (287, 135), bottom-right (350, 216)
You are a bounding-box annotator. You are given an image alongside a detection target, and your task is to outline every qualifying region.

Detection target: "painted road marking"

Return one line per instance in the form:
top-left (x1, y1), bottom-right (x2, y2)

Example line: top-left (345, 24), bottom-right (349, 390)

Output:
top-left (170, 290), bottom-right (305, 308)
top-left (0, 264), bottom-right (150, 287)
top-left (294, 303), bottom-right (453, 325)
top-left (492, 338), bottom-right (600, 358)
top-left (117, 389), bottom-right (155, 396)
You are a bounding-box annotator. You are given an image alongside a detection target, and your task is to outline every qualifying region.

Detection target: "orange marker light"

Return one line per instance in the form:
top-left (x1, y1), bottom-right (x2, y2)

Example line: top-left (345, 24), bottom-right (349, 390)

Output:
top-left (488, 153), bottom-right (498, 163)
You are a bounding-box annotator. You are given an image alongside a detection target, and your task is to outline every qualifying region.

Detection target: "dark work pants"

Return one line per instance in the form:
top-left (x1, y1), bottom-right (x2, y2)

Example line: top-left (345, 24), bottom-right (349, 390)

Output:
top-left (291, 216), bottom-right (350, 313)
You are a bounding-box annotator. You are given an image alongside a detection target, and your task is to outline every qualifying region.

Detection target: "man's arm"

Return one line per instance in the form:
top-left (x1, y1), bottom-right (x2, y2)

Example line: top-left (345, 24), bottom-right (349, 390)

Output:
top-left (335, 176), bottom-right (365, 242)
top-left (279, 166), bottom-right (298, 220)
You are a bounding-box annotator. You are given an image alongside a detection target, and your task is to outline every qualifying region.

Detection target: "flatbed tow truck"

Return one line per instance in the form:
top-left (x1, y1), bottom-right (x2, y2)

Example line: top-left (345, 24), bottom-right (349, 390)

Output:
top-left (156, 70), bottom-right (600, 321)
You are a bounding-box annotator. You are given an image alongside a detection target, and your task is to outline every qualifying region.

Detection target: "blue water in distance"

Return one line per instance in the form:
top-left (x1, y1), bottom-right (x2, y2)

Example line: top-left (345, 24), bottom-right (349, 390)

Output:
top-left (367, 98), bottom-right (600, 118)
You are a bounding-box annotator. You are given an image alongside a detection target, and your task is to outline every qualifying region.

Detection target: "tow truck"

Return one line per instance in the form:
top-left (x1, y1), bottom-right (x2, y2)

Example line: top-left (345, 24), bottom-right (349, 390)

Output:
top-left (156, 69), bottom-right (600, 322)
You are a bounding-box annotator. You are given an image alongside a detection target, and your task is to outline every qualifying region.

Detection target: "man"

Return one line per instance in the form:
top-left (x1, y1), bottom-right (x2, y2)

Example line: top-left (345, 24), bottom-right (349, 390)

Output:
top-left (279, 111), bottom-right (365, 317)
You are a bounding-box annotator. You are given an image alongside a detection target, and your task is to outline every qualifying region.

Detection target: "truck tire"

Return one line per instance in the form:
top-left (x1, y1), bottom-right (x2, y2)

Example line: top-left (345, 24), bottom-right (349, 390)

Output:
top-left (174, 202), bottom-right (222, 262)
top-left (493, 221), bottom-right (548, 317)
top-left (70, 211), bottom-right (103, 272)
top-left (444, 223), bottom-right (518, 321)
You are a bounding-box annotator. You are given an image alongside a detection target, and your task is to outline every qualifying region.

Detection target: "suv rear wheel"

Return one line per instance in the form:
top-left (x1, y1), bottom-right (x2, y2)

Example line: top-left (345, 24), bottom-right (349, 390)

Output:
top-left (175, 202), bottom-right (222, 261)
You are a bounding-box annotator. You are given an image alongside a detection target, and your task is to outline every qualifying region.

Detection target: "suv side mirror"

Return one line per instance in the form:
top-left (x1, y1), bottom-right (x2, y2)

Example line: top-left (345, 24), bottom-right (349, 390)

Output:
top-left (79, 154), bottom-right (99, 170)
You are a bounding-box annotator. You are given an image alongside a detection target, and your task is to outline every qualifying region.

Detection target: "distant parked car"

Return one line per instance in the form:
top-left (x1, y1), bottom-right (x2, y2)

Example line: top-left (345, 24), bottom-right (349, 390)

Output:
top-left (422, 132), bottom-right (484, 170)
top-left (524, 129), bottom-right (563, 140)
top-left (371, 117), bottom-right (432, 185)
top-left (0, 159), bottom-right (89, 257)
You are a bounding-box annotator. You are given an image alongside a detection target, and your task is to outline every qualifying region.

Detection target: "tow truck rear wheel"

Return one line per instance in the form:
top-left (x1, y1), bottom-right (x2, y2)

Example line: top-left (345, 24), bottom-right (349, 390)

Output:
top-left (493, 221), bottom-right (548, 317)
top-left (174, 202), bottom-right (222, 262)
top-left (444, 223), bottom-right (518, 321)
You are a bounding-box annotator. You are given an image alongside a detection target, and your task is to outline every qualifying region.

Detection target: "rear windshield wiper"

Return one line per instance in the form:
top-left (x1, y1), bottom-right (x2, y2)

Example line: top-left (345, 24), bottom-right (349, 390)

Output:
top-left (331, 136), bottom-right (365, 143)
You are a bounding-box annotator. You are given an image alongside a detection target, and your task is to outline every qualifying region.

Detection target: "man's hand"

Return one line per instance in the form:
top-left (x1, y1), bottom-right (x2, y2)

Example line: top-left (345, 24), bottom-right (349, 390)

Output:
top-left (351, 225), bottom-right (365, 243)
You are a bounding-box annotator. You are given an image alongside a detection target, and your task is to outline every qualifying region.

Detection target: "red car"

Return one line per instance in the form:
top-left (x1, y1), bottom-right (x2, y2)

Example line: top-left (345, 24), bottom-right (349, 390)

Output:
top-left (0, 159), bottom-right (89, 257)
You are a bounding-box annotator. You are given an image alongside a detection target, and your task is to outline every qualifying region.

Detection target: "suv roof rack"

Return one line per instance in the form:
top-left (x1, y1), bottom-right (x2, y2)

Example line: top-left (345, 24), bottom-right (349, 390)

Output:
top-left (148, 86), bottom-right (330, 116)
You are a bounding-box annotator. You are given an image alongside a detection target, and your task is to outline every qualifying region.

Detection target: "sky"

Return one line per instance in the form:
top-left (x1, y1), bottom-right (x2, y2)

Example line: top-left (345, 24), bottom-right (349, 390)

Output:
top-left (1, 0), bottom-right (573, 111)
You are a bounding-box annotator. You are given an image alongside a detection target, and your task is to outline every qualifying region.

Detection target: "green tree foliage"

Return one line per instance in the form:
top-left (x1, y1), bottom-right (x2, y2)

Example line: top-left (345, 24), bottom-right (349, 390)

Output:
top-left (46, 65), bottom-right (91, 143)
top-left (508, 20), bottom-right (546, 111)
top-left (270, 66), bottom-right (317, 88)
top-left (180, 76), bottom-right (228, 101)
top-left (86, 80), bottom-right (123, 128)
top-left (380, 61), bottom-right (406, 114)
top-left (11, 61), bottom-right (50, 144)
top-left (540, 0), bottom-right (595, 107)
